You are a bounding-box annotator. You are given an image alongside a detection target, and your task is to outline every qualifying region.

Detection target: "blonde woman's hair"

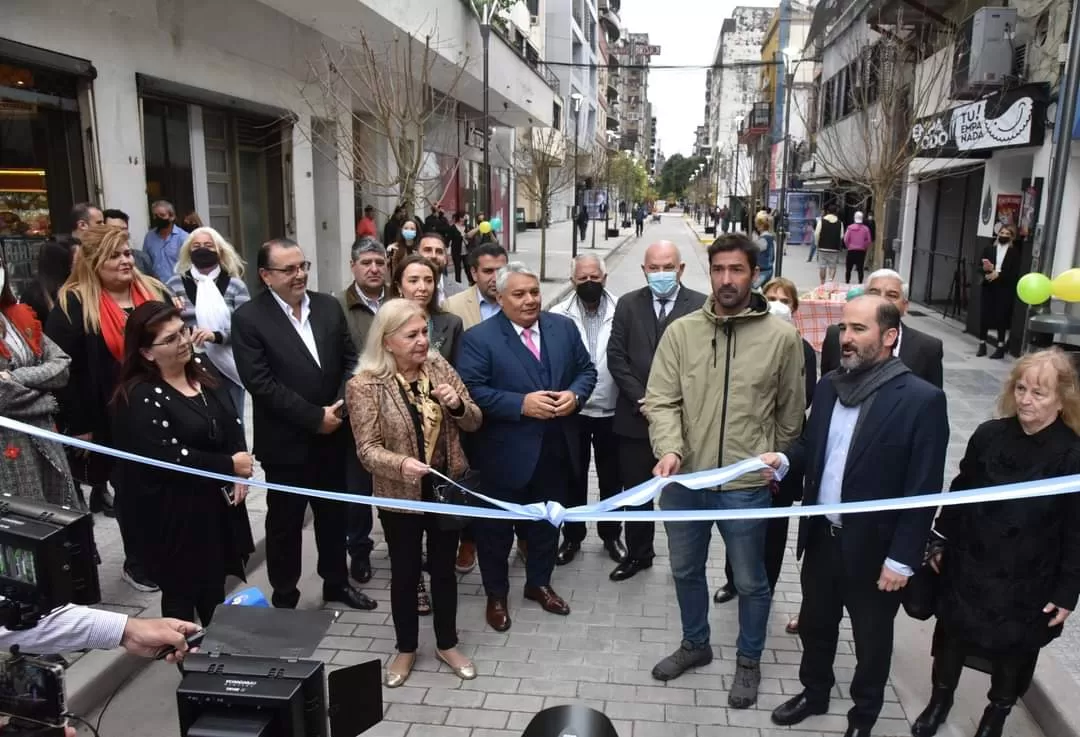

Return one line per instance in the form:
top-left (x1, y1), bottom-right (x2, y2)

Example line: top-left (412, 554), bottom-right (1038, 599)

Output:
top-left (755, 212), bottom-right (773, 233)
top-left (57, 225), bottom-right (166, 334)
top-left (174, 227), bottom-right (246, 277)
top-left (356, 298), bottom-right (426, 380)
top-left (998, 347), bottom-right (1080, 434)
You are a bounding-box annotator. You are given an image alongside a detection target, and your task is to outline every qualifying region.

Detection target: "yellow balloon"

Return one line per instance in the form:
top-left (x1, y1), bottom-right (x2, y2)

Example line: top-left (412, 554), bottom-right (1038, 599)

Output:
top-left (479, 221), bottom-right (493, 234)
top-left (1052, 268), bottom-right (1080, 302)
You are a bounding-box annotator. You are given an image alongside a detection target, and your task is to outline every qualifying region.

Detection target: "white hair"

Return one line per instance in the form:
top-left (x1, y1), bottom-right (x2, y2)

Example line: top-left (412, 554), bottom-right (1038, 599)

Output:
top-left (866, 268), bottom-right (909, 299)
top-left (175, 226), bottom-right (246, 277)
top-left (571, 253), bottom-right (606, 276)
top-left (495, 262), bottom-right (538, 293)
top-left (356, 298), bottom-right (425, 379)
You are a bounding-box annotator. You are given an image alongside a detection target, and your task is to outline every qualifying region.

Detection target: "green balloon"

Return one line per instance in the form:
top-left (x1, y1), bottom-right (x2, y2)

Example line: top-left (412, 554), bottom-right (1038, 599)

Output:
top-left (1016, 272), bottom-right (1053, 305)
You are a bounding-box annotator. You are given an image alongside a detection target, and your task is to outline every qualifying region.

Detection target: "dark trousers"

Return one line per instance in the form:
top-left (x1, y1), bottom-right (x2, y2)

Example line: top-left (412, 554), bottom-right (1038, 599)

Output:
top-left (979, 283), bottom-right (1011, 346)
top-left (563, 416), bottom-right (621, 545)
top-left (932, 635), bottom-right (1038, 706)
top-left (161, 580), bottom-right (224, 627)
top-left (798, 525), bottom-right (901, 730)
top-left (617, 435), bottom-right (658, 562)
top-left (345, 455), bottom-right (374, 563)
top-left (112, 479), bottom-right (149, 577)
top-left (264, 445), bottom-right (349, 601)
top-left (723, 497), bottom-right (792, 592)
top-left (380, 510), bottom-right (459, 652)
top-left (635, 221), bottom-right (644, 237)
top-left (845, 250), bottom-right (866, 284)
top-left (577, 221), bottom-right (587, 240)
top-left (451, 246), bottom-right (464, 283)
top-left (475, 433), bottom-right (569, 596)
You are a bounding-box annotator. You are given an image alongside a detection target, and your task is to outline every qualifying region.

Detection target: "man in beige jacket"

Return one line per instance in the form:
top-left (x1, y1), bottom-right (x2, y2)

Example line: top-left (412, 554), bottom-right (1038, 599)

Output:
top-left (646, 233), bottom-right (805, 710)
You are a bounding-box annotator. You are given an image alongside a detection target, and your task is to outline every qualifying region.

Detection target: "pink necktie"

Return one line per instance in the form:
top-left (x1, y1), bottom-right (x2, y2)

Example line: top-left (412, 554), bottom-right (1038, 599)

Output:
top-left (522, 328), bottom-right (541, 360)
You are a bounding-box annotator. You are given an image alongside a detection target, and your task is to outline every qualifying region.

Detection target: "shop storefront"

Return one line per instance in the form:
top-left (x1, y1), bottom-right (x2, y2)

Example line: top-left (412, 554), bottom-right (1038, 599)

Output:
top-left (0, 41), bottom-right (92, 293)
top-left (906, 83), bottom-right (1047, 344)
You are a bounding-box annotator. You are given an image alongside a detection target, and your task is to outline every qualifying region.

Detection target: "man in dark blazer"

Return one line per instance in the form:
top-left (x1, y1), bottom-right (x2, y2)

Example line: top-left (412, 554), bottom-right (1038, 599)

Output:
top-left (456, 263), bottom-right (597, 633)
top-left (763, 295), bottom-right (949, 737)
top-left (606, 240), bottom-right (707, 581)
top-left (819, 269), bottom-right (944, 388)
top-left (232, 238), bottom-right (375, 611)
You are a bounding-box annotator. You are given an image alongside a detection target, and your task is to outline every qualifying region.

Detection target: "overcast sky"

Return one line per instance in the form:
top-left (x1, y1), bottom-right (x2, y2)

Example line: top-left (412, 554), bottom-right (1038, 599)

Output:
top-left (620, 0), bottom-right (776, 157)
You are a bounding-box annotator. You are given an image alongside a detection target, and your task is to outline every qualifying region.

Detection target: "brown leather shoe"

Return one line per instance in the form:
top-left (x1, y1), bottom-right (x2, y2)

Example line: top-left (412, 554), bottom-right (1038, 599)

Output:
top-left (524, 585), bottom-right (571, 615)
top-left (486, 596), bottom-right (512, 632)
top-left (455, 541), bottom-right (476, 574)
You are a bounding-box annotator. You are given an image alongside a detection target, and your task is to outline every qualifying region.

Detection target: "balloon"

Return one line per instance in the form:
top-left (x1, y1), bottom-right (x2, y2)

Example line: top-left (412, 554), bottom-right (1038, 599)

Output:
top-left (1052, 268), bottom-right (1080, 302)
top-left (478, 221), bottom-right (493, 234)
top-left (846, 287), bottom-right (864, 301)
top-left (1017, 272), bottom-right (1053, 305)
top-left (490, 216), bottom-right (503, 232)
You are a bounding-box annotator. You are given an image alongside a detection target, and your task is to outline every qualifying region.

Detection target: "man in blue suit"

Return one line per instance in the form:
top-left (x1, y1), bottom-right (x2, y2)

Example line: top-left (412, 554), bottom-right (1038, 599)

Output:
top-left (761, 295), bottom-right (949, 737)
top-left (457, 263), bottom-right (598, 632)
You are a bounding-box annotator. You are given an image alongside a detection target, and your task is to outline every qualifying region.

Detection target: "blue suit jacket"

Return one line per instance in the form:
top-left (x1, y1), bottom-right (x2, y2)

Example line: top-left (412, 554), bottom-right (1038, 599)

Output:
top-left (789, 370), bottom-right (949, 580)
top-left (456, 311), bottom-right (598, 494)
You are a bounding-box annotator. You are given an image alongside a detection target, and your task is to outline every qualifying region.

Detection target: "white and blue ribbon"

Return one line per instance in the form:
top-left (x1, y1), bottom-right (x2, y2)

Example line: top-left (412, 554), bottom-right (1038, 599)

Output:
top-left (3, 416), bottom-right (1080, 527)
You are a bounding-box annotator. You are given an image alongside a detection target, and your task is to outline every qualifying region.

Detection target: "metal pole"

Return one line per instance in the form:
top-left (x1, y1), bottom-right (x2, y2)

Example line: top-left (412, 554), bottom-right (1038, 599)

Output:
top-left (572, 114), bottom-right (580, 258)
top-left (776, 68), bottom-right (794, 277)
top-left (734, 143), bottom-right (740, 232)
top-left (481, 22), bottom-right (491, 219)
top-left (1035, 0), bottom-right (1080, 276)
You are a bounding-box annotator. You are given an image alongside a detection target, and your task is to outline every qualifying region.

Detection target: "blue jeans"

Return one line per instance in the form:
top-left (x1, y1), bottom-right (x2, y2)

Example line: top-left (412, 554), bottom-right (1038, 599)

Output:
top-left (661, 484), bottom-right (772, 660)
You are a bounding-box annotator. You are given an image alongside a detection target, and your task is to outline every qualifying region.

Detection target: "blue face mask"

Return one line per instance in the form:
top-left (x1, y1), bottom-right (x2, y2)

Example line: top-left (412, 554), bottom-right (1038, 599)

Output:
top-left (647, 271), bottom-right (678, 298)
top-left (401, 229), bottom-right (417, 242)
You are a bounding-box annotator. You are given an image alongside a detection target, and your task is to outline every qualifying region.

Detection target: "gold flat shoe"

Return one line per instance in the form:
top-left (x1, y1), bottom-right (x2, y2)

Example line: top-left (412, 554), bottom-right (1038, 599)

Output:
top-left (385, 654), bottom-right (415, 688)
top-left (436, 649), bottom-right (477, 680)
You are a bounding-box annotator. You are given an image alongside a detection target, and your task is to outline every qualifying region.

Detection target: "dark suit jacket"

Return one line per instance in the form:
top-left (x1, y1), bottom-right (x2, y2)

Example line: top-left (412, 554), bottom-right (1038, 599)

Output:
top-left (788, 370), bottom-right (949, 580)
top-left (456, 311), bottom-right (598, 493)
top-left (231, 289), bottom-right (358, 466)
top-left (607, 285), bottom-right (708, 439)
top-left (430, 311), bottom-right (463, 364)
top-left (820, 321), bottom-right (944, 388)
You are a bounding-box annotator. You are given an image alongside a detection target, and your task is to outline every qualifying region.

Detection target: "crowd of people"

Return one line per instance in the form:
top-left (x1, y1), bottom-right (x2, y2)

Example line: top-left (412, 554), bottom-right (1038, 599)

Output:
top-left (1, 199), bottom-right (1078, 737)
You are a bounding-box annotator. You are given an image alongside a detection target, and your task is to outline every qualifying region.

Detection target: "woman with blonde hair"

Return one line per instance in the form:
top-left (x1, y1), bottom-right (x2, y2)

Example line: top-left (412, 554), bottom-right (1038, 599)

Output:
top-left (45, 224), bottom-right (169, 592)
top-left (166, 227), bottom-right (251, 415)
top-left (912, 348), bottom-right (1080, 737)
top-left (346, 298), bottom-right (481, 688)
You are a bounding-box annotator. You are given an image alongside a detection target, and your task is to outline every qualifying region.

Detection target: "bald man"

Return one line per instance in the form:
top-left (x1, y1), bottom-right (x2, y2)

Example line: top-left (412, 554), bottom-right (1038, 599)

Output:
top-left (606, 241), bottom-right (707, 581)
top-left (761, 295), bottom-right (948, 737)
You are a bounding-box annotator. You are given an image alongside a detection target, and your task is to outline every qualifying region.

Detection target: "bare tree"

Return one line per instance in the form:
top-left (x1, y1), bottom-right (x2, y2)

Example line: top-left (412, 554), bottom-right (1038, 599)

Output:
top-left (798, 13), bottom-right (980, 266)
top-left (295, 28), bottom-right (469, 216)
top-left (506, 126), bottom-right (579, 280)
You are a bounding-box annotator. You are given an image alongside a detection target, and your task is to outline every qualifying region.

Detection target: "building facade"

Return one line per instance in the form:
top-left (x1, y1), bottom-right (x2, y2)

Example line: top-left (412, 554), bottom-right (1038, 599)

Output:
top-left (617, 33), bottom-right (658, 163)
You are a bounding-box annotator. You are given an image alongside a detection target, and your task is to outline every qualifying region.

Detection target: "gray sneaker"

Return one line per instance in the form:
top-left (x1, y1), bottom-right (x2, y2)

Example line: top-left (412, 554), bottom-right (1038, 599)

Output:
top-left (651, 641), bottom-right (713, 681)
top-left (728, 655), bottom-right (761, 708)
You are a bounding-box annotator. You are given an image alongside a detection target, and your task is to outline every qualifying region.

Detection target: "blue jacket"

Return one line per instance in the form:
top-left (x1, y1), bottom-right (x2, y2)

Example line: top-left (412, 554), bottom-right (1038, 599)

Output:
top-left (456, 311), bottom-right (597, 494)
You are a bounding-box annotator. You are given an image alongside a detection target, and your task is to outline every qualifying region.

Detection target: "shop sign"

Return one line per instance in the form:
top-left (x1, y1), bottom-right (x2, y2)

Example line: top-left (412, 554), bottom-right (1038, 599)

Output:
top-left (910, 84), bottom-right (1047, 158)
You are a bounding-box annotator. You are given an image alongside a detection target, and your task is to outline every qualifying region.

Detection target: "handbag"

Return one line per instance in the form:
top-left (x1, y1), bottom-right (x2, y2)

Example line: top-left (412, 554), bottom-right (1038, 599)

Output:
top-left (428, 469), bottom-right (482, 532)
top-left (902, 563), bottom-right (940, 621)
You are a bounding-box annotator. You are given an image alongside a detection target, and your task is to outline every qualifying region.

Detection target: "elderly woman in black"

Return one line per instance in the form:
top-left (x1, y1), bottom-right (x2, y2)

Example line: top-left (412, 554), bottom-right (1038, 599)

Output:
top-left (111, 302), bottom-right (254, 624)
top-left (912, 348), bottom-right (1080, 737)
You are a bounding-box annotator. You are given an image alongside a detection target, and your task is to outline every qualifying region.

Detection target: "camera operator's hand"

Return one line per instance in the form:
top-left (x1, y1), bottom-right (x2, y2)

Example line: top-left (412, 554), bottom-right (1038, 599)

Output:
top-left (120, 617), bottom-right (201, 662)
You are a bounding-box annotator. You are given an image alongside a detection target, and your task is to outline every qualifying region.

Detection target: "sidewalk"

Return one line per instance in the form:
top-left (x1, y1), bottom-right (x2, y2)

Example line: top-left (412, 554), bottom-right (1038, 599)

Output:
top-left (687, 214), bottom-right (1077, 737)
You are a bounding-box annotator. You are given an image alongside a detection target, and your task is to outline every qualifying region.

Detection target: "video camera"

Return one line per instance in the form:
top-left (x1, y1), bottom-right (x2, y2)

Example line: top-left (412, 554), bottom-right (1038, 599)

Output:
top-left (0, 495), bottom-right (101, 736)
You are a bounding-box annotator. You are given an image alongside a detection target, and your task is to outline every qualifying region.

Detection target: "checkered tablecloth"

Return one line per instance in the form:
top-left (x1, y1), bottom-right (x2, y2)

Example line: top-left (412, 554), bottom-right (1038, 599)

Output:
top-left (794, 299), bottom-right (845, 353)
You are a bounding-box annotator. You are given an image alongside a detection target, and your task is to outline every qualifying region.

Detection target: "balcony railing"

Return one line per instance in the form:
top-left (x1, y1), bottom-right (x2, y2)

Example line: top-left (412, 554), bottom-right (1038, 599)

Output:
top-left (738, 101), bottom-right (772, 142)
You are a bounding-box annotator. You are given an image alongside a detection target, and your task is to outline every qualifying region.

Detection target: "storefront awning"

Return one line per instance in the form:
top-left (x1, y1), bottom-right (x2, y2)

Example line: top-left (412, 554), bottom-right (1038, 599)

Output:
top-left (0, 37), bottom-right (94, 78)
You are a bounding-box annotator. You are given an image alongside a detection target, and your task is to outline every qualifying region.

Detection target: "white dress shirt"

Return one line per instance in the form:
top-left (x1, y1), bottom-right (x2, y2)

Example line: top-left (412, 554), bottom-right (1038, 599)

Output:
top-left (510, 320), bottom-right (541, 359)
top-left (653, 284), bottom-right (681, 319)
top-left (269, 289), bottom-right (321, 367)
top-left (893, 324), bottom-right (902, 358)
top-left (0, 604), bottom-right (127, 654)
top-left (994, 242), bottom-right (1010, 271)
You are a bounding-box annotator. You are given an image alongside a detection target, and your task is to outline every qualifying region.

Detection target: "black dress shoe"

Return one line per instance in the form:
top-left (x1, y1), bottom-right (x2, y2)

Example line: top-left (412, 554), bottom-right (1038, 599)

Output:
top-left (271, 589), bottom-right (301, 609)
top-left (89, 485), bottom-right (116, 517)
top-left (844, 726), bottom-right (871, 737)
top-left (555, 540), bottom-right (581, 565)
top-left (324, 583), bottom-right (378, 610)
top-left (713, 583), bottom-right (737, 604)
top-left (603, 539), bottom-right (628, 563)
top-left (990, 346), bottom-right (1006, 359)
top-left (911, 688), bottom-right (954, 737)
top-left (771, 693), bottom-right (829, 726)
top-left (350, 558), bottom-right (373, 584)
top-left (610, 558), bottom-right (653, 581)
top-left (976, 342), bottom-right (988, 357)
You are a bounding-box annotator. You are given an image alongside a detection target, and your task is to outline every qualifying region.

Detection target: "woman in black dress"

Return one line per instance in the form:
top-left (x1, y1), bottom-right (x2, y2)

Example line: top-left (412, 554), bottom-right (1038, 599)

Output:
top-left (111, 302), bottom-right (254, 625)
top-left (976, 224), bottom-right (1021, 359)
top-left (912, 348), bottom-right (1080, 737)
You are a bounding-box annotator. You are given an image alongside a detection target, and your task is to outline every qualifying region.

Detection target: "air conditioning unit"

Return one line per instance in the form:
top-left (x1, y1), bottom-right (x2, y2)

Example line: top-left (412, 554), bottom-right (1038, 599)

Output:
top-left (952, 7), bottom-right (1018, 99)
top-left (530, 14), bottom-right (540, 25)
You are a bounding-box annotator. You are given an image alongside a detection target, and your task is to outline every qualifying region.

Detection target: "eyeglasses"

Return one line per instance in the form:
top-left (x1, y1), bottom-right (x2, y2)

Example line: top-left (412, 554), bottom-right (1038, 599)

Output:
top-left (263, 261), bottom-right (311, 277)
top-left (151, 326), bottom-right (192, 348)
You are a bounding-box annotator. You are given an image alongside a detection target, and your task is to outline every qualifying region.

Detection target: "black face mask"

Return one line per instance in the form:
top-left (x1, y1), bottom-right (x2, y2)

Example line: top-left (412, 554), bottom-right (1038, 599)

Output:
top-left (998, 236), bottom-right (1012, 244)
top-left (190, 248), bottom-right (220, 269)
top-left (576, 280), bottom-right (604, 304)
top-left (152, 216), bottom-right (173, 230)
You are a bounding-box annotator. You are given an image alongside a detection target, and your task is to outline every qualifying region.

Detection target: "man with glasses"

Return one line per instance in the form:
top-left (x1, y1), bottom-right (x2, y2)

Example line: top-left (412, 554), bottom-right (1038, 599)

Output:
top-left (232, 238), bottom-right (376, 611)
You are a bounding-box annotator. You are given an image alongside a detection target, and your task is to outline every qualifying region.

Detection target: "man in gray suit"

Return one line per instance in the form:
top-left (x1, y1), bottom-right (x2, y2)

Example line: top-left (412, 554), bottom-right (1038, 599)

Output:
top-left (606, 241), bottom-right (707, 581)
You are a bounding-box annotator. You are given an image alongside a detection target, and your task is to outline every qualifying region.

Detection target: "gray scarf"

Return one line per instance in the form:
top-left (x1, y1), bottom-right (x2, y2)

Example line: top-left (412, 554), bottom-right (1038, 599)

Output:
top-left (830, 355), bottom-right (909, 407)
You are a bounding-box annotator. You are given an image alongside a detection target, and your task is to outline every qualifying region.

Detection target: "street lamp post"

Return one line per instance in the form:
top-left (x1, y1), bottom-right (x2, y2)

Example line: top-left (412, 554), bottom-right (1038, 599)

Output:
top-left (571, 92), bottom-right (583, 258)
top-left (604, 130), bottom-right (617, 240)
top-left (733, 115), bottom-right (743, 232)
top-left (776, 47), bottom-right (799, 278)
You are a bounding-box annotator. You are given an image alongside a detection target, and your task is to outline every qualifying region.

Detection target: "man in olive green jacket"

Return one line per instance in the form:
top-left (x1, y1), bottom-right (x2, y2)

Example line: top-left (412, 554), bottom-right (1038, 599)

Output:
top-left (645, 233), bottom-right (805, 710)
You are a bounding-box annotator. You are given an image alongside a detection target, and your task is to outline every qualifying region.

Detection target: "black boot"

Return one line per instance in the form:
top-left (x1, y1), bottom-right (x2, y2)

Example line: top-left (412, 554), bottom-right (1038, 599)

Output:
top-left (990, 345), bottom-right (1006, 359)
top-left (973, 703), bottom-right (1011, 737)
top-left (976, 342), bottom-right (987, 357)
top-left (912, 637), bottom-right (965, 737)
top-left (911, 688), bottom-right (954, 737)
